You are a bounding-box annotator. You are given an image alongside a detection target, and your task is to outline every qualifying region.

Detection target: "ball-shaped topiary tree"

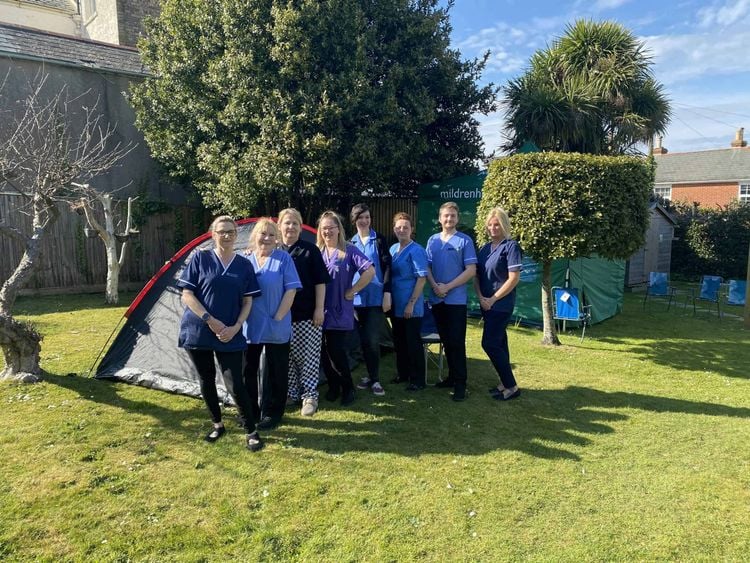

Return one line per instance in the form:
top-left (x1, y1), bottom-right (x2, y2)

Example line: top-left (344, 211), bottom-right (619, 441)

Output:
top-left (477, 152), bottom-right (653, 344)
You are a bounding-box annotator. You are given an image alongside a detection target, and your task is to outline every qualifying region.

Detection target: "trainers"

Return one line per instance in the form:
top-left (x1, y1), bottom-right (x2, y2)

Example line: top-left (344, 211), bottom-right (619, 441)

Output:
top-left (357, 377), bottom-right (372, 390)
top-left (371, 382), bottom-right (385, 396)
top-left (246, 432), bottom-right (264, 452)
top-left (301, 397), bottom-right (318, 416)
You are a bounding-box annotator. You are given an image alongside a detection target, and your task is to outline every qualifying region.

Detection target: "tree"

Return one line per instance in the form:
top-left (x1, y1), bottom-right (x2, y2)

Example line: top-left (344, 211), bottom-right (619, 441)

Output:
top-left (71, 186), bottom-right (140, 305)
top-left (0, 75), bottom-right (132, 381)
top-left (478, 152), bottom-right (652, 344)
top-left (502, 20), bottom-right (670, 155)
top-left (130, 0), bottom-right (497, 220)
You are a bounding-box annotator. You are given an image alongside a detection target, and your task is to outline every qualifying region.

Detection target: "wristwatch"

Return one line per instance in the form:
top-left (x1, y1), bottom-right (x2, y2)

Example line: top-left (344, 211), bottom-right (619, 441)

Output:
top-left (201, 312), bottom-right (210, 322)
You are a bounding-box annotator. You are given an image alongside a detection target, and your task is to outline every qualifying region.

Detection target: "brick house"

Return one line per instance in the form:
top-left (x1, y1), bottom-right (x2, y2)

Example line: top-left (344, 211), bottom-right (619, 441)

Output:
top-left (653, 129), bottom-right (750, 208)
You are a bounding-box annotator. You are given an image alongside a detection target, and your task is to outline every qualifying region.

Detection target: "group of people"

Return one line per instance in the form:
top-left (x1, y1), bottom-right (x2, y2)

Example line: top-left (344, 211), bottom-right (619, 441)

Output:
top-left (177, 202), bottom-right (523, 452)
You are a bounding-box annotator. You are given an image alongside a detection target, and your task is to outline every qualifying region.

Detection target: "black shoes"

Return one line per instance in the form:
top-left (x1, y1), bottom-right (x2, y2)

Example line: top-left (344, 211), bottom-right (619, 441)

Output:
top-left (451, 386), bottom-right (467, 402)
top-left (340, 389), bottom-right (356, 406)
top-left (246, 431), bottom-right (264, 452)
top-left (325, 388), bottom-right (340, 402)
top-left (495, 389), bottom-right (521, 401)
top-left (204, 425), bottom-right (225, 443)
top-left (435, 379), bottom-right (455, 389)
top-left (256, 416), bottom-right (281, 430)
top-left (405, 383), bottom-right (426, 391)
top-left (391, 376), bottom-right (407, 384)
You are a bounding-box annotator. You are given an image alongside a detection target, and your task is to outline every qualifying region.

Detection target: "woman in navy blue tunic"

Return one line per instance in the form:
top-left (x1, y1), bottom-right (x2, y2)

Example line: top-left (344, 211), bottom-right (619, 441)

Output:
top-left (473, 207), bottom-right (523, 401)
top-left (177, 216), bottom-right (265, 451)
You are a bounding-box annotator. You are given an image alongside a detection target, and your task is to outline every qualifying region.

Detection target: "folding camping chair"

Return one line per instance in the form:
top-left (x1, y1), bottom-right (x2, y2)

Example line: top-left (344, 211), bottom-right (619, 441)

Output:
top-left (692, 275), bottom-right (723, 319)
top-left (552, 286), bottom-right (592, 342)
top-left (643, 272), bottom-right (679, 310)
top-left (421, 303), bottom-right (445, 382)
top-left (726, 279), bottom-right (747, 307)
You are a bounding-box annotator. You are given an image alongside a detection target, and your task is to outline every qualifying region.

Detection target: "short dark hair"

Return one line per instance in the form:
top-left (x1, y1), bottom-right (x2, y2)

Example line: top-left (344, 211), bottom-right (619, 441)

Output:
top-left (350, 203), bottom-right (370, 224)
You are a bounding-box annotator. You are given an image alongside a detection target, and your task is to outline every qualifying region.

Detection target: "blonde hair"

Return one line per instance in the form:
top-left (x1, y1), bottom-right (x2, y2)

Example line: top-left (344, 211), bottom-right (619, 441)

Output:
top-left (392, 212), bottom-right (413, 227)
top-left (278, 207), bottom-right (303, 226)
top-left (316, 210), bottom-right (347, 251)
top-left (486, 207), bottom-right (512, 240)
top-left (210, 215), bottom-right (237, 231)
top-left (439, 201), bottom-right (460, 215)
top-left (247, 217), bottom-right (279, 252)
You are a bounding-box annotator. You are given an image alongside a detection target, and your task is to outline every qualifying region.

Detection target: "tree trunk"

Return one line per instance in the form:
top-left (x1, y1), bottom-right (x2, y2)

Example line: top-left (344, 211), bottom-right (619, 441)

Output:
top-left (0, 314), bottom-right (42, 382)
top-left (105, 238), bottom-right (120, 305)
top-left (541, 260), bottom-right (561, 345)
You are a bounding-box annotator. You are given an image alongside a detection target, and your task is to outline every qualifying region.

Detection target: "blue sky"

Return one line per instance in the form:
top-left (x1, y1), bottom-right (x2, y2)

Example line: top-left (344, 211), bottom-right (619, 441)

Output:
top-left (445, 0), bottom-right (750, 155)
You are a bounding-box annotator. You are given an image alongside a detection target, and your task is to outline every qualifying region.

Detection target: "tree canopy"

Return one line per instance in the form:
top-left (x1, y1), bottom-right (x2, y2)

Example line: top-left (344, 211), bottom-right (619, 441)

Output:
top-left (502, 20), bottom-right (670, 155)
top-left (130, 0), bottom-right (497, 218)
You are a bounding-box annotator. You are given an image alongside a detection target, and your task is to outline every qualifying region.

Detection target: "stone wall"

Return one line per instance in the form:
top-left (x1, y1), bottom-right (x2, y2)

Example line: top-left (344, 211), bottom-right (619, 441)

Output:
top-left (116, 0), bottom-right (160, 47)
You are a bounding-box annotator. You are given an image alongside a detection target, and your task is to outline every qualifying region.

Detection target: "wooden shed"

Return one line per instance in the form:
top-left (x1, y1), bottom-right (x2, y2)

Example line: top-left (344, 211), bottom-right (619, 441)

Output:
top-left (626, 202), bottom-right (677, 287)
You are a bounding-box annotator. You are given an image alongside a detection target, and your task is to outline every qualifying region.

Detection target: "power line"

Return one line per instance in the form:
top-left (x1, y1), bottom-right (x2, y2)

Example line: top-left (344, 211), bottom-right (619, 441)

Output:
top-left (673, 101), bottom-right (750, 121)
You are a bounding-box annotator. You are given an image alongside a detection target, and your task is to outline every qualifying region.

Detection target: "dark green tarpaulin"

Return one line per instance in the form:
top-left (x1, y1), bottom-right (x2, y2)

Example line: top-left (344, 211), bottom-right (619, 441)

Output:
top-left (417, 173), bottom-right (625, 325)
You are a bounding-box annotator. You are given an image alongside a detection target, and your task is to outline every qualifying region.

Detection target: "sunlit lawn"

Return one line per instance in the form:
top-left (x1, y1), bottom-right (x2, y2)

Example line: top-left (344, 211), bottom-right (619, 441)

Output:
top-left (1, 291), bottom-right (748, 561)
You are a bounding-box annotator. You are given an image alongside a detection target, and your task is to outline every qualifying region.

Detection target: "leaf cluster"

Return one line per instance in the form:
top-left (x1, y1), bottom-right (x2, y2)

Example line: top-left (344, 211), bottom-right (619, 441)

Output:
top-left (477, 152), bottom-right (652, 262)
top-left (502, 20), bottom-right (671, 155)
top-left (130, 0), bottom-right (497, 216)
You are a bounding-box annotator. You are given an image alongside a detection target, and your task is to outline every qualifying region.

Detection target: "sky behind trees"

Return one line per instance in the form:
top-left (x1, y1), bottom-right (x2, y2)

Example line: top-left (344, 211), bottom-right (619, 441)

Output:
top-left (446, 0), bottom-right (750, 155)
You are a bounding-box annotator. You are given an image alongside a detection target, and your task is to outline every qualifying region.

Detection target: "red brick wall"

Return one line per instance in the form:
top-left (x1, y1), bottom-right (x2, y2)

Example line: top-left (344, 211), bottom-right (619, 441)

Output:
top-left (671, 182), bottom-right (739, 207)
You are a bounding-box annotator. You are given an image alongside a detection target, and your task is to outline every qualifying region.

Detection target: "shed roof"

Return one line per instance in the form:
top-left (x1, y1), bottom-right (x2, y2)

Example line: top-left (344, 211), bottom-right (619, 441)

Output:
top-left (0, 22), bottom-right (148, 76)
top-left (654, 148), bottom-right (750, 184)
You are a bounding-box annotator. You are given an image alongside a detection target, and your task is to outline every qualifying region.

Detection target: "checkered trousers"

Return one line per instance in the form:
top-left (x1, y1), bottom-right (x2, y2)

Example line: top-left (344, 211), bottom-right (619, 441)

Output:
top-left (287, 320), bottom-right (323, 400)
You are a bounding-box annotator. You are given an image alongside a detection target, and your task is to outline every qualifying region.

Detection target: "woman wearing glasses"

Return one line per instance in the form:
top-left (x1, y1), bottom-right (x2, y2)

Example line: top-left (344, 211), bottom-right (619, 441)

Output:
top-left (317, 210), bottom-right (374, 406)
top-left (177, 216), bottom-right (265, 452)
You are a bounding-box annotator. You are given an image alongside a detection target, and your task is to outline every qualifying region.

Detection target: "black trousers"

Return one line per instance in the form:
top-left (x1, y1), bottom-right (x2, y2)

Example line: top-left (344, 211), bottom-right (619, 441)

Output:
top-left (244, 342), bottom-right (290, 422)
top-left (186, 348), bottom-right (256, 434)
top-left (321, 329), bottom-right (355, 394)
top-left (354, 306), bottom-right (384, 382)
top-left (431, 302), bottom-right (468, 387)
top-left (481, 310), bottom-right (517, 389)
top-left (391, 315), bottom-right (425, 385)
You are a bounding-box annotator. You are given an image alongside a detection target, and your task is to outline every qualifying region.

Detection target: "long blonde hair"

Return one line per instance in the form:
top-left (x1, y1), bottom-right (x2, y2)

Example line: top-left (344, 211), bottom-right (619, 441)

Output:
top-left (316, 210), bottom-right (347, 251)
top-left (486, 207), bottom-right (512, 240)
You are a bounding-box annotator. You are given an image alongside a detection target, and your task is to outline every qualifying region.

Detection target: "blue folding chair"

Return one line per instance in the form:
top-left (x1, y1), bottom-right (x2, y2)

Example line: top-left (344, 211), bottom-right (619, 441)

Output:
top-left (692, 275), bottom-right (723, 318)
top-left (643, 272), bottom-right (678, 310)
top-left (726, 279), bottom-right (747, 306)
top-left (552, 287), bottom-right (592, 342)
top-left (420, 303), bottom-right (444, 382)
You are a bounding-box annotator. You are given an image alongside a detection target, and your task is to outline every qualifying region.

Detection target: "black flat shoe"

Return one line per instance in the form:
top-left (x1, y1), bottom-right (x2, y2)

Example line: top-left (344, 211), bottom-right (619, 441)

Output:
top-left (495, 389), bottom-right (521, 401)
top-left (256, 416), bottom-right (280, 431)
top-left (405, 383), bottom-right (426, 391)
top-left (391, 376), bottom-right (407, 384)
top-left (340, 389), bottom-right (356, 406)
top-left (451, 387), bottom-right (467, 402)
top-left (246, 432), bottom-right (264, 452)
top-left (435, 379), bottom-right (455, 389)
top-left (488, 387), bottom-right (505, 396)
top-left (204, 425), bottom-right (225, 443)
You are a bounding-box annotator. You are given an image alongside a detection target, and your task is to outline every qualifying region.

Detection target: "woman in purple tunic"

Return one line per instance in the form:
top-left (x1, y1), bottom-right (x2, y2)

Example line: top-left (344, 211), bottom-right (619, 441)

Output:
top-left (317, 210), bottom-right (374, 406)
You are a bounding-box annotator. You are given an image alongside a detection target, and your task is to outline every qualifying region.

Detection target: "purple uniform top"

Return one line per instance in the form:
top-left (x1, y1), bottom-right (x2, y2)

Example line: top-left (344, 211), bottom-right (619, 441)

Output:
top-left (321, 244), bottom-right (372, 330)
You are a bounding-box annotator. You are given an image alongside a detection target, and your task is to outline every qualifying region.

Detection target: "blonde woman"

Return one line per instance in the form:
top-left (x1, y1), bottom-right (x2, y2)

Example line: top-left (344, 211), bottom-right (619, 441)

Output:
top-left (177, 216), bottom-right (264, 451)
top-left (242, 218), bottom-right (302, 430)
top-left (278, 208), bottom-right (330, 417)
top-left (472, 208), bottom-right (522, 401)
top-left (317, 210), bottom-right (374, 406)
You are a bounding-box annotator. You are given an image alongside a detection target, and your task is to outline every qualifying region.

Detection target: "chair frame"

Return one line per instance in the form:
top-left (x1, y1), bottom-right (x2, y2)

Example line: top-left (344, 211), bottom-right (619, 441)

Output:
top-left (643, 272), bottom-right (678, 310)
top-left (552, 286), bottom-right (592, 342)
top-left (726, 279), bottom-right (747, 307)
top-left (692, 275), bottom-right (723, 319)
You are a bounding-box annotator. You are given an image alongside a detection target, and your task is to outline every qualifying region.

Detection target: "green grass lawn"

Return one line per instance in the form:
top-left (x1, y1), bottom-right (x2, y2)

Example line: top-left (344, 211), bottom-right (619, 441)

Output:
top-left (1, 292), bottom-right (749, 561)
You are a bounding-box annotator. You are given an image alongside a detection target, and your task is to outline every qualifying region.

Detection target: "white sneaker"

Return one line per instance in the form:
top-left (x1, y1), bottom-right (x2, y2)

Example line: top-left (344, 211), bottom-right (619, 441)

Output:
top-left (356, 377), bottom-right (372, 390)
top-left (301, 397), bottom-right (318, 417)
top-left (371, 382), bottom-right (385, 396)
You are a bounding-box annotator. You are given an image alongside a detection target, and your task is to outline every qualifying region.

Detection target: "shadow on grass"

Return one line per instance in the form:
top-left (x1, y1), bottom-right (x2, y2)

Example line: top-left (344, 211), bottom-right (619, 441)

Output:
top-left (268, 384), bottom-right (750, 461)
top-left (42, 372), bottom-right (204, 438)
top-left (14, 292), bottom-right (139, 316)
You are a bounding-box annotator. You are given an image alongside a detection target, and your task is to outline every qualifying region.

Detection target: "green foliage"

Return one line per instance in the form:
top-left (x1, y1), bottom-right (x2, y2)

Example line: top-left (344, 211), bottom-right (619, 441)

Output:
top-left (669, 200), bottom-right (750, 280)
top-left (502, 20), bottom-right (670, 155)
top-left (130, 0), bottom-right (497, 217)
top-left (478, 152), bottom-right (652, 261)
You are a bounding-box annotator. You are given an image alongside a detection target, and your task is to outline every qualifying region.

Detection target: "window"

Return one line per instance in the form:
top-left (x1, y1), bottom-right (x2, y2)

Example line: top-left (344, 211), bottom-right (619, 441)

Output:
top-left (740, 183), bottom-right (750, 203)
top-left (653, 184), bottom-right (672, 201)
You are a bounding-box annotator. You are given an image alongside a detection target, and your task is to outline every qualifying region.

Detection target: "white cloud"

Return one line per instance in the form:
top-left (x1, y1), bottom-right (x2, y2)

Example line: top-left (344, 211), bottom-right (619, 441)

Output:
top-left (697, 0), bottom-right (750, 27)
top-left (593, 0), bottom-right (632, 10)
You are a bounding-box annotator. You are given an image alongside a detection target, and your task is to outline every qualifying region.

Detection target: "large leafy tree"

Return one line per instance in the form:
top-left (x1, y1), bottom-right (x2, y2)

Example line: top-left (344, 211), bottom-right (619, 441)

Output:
top-left (502, 20), bottom-right (670, 155)
top-left (130, 0), bottom-right (496, 220)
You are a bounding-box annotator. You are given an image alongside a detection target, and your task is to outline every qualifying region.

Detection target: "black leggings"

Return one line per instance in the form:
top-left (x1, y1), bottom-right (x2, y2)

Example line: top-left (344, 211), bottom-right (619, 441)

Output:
top-left (244, 342), bottom-right (291, 422)
top-left (321, 329), bottom-right (355, 394)
top-left (186, 348), bottom-right (256, 434)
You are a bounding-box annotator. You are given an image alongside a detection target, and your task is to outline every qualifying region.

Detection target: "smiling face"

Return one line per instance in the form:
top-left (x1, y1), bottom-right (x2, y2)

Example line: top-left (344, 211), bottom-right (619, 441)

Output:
top-left (487, 216), bottom-right (505, 242)
top-left (355, 210), bottom-right (371, 234)
top-left (250, 220), bottom-right (278, 255)
top-left (393, 219), bottom-right (412, 243)
top-left (319, 217), bottom-right (340, 247)
top-left (212, 220), bottom-right (237, 252)
top-left (279, 213), bottom-right (301, 246)
top-left (439, 208), bottom-right (458, 232)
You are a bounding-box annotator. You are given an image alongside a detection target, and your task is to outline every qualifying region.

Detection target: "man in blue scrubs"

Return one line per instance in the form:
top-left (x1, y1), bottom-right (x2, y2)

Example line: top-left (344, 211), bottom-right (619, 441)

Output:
top-left (425, 202), bottom-right (477, 401)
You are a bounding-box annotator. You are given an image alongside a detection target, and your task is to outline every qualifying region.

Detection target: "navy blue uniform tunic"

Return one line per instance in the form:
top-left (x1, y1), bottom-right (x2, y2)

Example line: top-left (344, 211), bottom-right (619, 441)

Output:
top-left (476, 239), bottom-right (523, 313)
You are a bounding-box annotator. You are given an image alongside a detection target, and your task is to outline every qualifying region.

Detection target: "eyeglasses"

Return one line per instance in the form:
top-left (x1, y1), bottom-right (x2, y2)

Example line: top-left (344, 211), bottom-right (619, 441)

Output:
top-left (215, 230), bottom-right (237, 236)
top-left (321, 226), bottom-right (339, 232)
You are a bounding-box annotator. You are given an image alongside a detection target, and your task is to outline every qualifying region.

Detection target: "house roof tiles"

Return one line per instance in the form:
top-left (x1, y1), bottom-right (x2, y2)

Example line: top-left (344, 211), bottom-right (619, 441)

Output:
top-left (0, 22), bottom-right (148, 76)
top-left (654, 148), bottom-right (750, 184)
